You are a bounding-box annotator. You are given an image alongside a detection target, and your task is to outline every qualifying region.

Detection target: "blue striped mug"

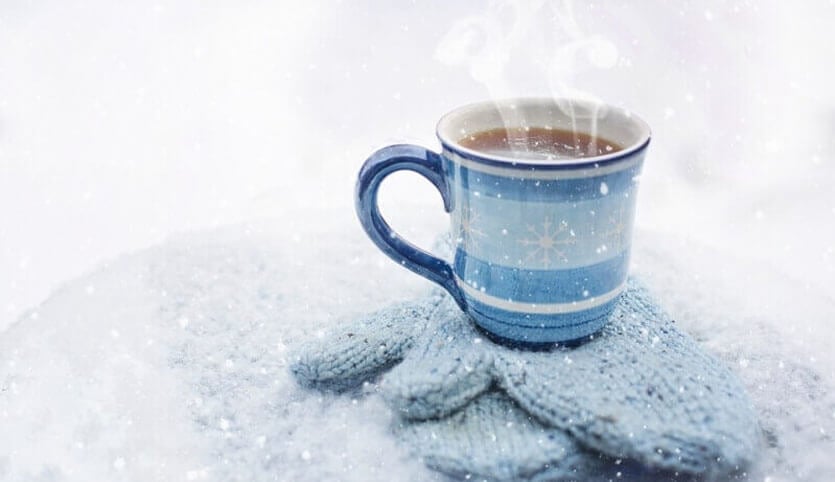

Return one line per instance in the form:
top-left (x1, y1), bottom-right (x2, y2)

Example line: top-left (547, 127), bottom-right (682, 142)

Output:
top-left (356, 98), bottom-right (651, 344)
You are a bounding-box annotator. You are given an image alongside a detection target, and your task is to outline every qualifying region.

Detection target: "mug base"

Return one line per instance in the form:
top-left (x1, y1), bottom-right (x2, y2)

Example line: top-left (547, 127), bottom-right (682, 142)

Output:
top-left (466, 298), bottom-right (618, 346)
top-left (473, 324), bottom-right (597, 350)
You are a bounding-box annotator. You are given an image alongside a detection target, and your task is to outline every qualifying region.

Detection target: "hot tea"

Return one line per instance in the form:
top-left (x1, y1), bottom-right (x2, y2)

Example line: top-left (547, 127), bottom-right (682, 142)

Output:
top-left (459, 126), bottom-right (623, 160)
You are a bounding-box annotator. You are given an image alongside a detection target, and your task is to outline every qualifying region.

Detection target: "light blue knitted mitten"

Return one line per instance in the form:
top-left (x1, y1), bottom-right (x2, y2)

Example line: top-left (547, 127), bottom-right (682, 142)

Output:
top-left (292, 280), bottom-right (760, 480)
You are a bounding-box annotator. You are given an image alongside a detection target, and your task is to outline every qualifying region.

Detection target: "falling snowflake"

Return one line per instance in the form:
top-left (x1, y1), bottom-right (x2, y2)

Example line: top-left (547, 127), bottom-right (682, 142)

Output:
top-left (456, 207), bottom-right (487, 249)
top-left (517, 217), bottom-right (575, 265)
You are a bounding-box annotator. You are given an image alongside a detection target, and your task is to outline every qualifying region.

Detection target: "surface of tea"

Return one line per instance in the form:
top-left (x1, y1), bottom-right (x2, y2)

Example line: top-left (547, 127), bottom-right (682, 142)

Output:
top-left (459, 127), bottom-right (624, 160)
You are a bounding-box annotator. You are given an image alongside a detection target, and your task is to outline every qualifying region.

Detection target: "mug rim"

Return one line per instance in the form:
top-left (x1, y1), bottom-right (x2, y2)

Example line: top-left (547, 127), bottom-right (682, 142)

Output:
top-left (435, 97), bottom-right (651, 169)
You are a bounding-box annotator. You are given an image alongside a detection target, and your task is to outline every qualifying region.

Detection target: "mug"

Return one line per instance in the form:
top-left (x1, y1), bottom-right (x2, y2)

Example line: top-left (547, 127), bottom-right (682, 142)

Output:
top-left (356, 98), bottom-right (651, 344)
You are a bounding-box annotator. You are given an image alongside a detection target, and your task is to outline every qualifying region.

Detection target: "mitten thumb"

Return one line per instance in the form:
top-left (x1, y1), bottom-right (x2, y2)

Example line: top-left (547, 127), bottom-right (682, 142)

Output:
top-left (291, 297), bottom-right (438, 391)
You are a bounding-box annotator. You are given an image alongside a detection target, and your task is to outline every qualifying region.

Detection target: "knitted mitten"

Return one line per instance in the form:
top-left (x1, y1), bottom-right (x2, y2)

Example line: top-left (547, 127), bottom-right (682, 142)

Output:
top-left (401, 390), bottom-right (608, 481)
top-left (292, 280), bottom-right (760, 480)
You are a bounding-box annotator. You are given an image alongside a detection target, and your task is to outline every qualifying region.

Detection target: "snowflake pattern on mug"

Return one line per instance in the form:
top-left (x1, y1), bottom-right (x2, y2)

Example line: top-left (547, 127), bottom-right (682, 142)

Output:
top-left (517, 217), bottom-right (576, 266)
top-left (599, 206), bottom-right (627, 253)
top-left (456, 207), bottom-right (487, 250)
top-left (451, 192), bottom-right (636, 268)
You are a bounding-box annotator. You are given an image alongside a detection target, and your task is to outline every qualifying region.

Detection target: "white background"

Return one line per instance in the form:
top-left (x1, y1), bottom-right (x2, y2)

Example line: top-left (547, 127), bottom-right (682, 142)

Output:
top-left (1, 0), bottom-right (834, 331)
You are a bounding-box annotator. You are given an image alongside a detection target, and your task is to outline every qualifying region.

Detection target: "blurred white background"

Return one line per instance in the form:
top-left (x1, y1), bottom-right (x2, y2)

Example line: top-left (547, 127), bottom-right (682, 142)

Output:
top-left (1, 0), bottom-right (834, 331)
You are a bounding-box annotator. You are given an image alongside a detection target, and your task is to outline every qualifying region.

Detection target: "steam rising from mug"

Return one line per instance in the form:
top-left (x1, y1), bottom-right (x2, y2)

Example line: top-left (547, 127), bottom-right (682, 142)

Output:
top-left (435, 0), bottom-right (620, 155)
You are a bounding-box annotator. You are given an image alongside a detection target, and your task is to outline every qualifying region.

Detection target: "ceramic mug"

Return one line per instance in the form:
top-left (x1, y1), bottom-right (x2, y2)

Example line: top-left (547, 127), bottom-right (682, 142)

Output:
top-left (355, 98), bottom-right (651, 344)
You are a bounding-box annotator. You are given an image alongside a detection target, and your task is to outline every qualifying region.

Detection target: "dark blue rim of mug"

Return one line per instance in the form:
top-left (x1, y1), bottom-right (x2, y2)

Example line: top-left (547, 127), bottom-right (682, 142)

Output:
top-left (435, 98), bottom-right (652, 171)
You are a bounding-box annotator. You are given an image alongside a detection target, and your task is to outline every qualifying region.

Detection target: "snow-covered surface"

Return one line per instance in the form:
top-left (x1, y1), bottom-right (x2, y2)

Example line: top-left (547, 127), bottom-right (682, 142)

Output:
top-left (1, 0), bottom-right (834, 480)
top-left (1, 215), bottom-right (834, 481)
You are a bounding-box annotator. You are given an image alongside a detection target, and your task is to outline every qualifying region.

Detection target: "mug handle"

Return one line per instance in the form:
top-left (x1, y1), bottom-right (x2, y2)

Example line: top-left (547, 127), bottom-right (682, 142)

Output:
top-left (355, 144), bottom-right (466, 309)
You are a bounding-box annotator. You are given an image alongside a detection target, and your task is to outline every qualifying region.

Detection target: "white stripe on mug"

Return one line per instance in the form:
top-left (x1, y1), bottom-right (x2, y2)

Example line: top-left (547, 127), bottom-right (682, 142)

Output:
top-left (456, 277), bottom-right (627, 315)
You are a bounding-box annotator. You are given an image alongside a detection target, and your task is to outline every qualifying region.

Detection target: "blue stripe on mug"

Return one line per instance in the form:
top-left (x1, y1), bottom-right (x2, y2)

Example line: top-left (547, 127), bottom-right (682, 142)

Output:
top-left (453, 249), bottom-right (629, 304)
top-left (449, 161), bottom-right (640, 202)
